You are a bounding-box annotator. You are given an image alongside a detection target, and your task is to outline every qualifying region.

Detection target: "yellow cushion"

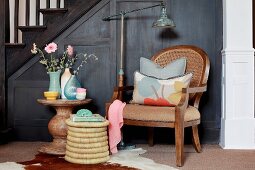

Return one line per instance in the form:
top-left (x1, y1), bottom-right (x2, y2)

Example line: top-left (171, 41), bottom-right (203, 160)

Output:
top-left (123, 104), bottom-right (200, 122)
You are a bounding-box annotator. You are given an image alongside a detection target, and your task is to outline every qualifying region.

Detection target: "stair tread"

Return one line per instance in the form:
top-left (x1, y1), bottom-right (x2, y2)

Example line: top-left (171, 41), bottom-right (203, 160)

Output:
top-left (39, 8), bottom-right (68, 14)
top-left (17, 26), bottom-right (47, 32)
top-left (5, 43), bottom-right (26, 48)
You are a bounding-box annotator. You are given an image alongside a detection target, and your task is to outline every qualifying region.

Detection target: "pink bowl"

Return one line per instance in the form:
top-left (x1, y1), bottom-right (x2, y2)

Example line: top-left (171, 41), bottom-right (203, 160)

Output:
top-left (76, 88), bottom-right (86, 93)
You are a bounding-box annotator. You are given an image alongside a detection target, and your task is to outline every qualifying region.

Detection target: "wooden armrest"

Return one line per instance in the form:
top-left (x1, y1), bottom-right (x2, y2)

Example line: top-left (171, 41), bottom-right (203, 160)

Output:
top-left (182, 85), bottom-right (207, 93)
top-left (180, 85), bottom-right (207, 109)
top-left (177, 92), bottom-right (189, 108)
top-left (107, 86), bottom-right (134, 104)
top-left (175, 85), bottom-right (207, 119)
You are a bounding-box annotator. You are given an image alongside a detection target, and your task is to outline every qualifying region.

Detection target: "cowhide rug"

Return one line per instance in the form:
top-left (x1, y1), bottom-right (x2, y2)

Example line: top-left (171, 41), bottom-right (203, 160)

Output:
top-left (0, 148), bottom-right (177, 170)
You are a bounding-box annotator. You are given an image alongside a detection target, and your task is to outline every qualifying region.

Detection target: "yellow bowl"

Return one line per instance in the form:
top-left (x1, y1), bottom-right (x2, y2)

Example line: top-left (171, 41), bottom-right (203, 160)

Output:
top-left (44, 91), bottom-right (59, 100)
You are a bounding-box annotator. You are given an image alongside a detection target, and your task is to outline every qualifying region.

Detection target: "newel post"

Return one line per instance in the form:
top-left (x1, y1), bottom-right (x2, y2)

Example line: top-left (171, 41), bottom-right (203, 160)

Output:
top-left (221, 0), bottom-right (255, 149)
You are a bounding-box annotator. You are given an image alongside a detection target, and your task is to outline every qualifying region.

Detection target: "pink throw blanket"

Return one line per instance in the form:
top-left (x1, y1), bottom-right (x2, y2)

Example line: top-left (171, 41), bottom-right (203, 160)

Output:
top-left (108, 100), bottom-right (126, 154)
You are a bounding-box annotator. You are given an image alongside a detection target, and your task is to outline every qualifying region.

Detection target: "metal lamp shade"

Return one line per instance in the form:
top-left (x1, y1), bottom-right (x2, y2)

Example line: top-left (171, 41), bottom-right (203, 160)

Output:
top-left (152, 7), bottom-right (175, 28)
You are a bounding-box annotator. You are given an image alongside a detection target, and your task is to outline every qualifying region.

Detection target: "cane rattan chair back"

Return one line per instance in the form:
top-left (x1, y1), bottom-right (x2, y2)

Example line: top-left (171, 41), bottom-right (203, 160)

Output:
top-left (151, 45), bottom-right (209, 100)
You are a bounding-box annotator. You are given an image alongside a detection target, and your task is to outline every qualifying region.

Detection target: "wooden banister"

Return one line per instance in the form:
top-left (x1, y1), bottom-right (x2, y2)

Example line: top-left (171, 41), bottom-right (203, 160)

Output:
top-left (5, 0), bottom-right (10, 42)
top-left (57, 0), bottom-right (60, 8)
top-left (25, 0), bottom-right (30, 26)
top-left (46, 0), bottom-right (50, 8)
top-left (36, 0), bottom-right (40, 25)
top-left (8, 0), bottom-right (67, 43)
top-left (14, 0), bottom-right (19, 43)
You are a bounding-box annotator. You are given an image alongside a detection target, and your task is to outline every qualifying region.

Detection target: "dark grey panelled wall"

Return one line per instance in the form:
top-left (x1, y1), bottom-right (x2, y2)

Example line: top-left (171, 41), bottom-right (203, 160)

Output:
top-left (8, 0), bottom-right (222, 143)
top-left (0, 0), bottom-right (6, 131)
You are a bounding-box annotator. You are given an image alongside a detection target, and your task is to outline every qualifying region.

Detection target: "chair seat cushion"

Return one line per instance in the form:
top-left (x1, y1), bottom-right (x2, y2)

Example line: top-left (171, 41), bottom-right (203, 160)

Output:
top-left (123, 104), bottom-right (200, 122)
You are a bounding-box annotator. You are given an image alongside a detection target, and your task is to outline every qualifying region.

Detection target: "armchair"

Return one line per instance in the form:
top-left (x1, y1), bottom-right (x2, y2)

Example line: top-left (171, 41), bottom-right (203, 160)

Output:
top-left (106, 45), bottom-right (210, 167)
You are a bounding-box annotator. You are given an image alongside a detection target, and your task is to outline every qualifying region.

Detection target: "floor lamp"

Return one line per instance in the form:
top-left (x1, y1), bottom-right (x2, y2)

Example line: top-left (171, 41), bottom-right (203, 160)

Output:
top-left (103, 1), bottom-right (175, 149)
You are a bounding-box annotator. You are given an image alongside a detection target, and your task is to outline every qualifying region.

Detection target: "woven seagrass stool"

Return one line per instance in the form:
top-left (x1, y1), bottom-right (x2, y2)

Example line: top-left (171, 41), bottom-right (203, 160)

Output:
top-left (65, 119), bottom-right (110, 164)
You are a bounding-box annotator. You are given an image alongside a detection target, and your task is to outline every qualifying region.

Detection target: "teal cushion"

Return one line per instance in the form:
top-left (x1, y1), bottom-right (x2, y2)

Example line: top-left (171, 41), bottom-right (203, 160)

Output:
top-left (140, 57), bottom-right (186, 79)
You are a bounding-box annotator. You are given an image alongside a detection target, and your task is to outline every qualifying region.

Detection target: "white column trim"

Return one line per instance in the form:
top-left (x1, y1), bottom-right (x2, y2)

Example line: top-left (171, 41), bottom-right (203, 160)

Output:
top-left (221, 49), bottom-right (255, 149)
top-left (220, 0), bottom-right (255, 149)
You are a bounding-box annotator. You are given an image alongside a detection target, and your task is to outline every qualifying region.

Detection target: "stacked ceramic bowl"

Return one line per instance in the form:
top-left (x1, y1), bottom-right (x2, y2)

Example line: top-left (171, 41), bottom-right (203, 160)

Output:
top-left (65, 119), bottom-right (110, 164)
top-left (76, 88), bottom-right (86, 100)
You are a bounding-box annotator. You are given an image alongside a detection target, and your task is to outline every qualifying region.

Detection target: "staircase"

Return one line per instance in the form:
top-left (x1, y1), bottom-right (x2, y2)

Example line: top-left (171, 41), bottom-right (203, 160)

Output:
top-left (0, 0), bottom-right (101, 139)
top-left (5, 0), bottom-right (101, 77)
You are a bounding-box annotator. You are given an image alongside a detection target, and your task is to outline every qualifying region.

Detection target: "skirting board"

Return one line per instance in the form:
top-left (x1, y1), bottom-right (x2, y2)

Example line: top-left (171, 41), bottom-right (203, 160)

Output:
top-left (0, 128), bottom-right (13, 144)
top-left (220, 118), bottom-right (255, 149)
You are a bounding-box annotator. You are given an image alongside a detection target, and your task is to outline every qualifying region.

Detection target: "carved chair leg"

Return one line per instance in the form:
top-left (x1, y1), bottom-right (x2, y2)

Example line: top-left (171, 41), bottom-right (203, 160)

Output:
top-left (148, 127), bottom-right (154, 146)
top-left (192, 125), bottom-right (202, 153)
top-left (175, 125), bottom-right (184, 167)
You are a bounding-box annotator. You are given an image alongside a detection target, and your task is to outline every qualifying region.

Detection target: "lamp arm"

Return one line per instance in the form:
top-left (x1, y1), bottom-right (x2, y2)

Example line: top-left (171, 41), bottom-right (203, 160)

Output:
top-left (102, 2), bottom-right (164, 21)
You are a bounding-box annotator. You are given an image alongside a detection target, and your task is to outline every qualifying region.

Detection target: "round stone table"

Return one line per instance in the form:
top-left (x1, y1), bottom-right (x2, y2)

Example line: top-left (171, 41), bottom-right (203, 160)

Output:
top-left (37, 99), bottom-right (92, 155)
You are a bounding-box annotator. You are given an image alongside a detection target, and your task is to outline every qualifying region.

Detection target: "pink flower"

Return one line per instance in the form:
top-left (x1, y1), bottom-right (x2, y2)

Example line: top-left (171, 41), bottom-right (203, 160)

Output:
top-left (67, 45), bottom-right (73, 56)
top-left (44, 42), bottom-right (58, 54)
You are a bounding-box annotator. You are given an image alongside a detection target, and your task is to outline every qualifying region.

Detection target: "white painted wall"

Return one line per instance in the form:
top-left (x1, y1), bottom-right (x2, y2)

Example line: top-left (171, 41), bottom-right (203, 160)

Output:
top-left (8, 0), bottom-right (64, 43)
top-left (221, 0), bottom-right (255, 149)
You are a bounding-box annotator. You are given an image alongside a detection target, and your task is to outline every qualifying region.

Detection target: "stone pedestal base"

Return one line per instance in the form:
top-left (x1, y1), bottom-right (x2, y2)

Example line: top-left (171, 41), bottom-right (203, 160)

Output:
top-left (39, 139), bottom-right (66, 155)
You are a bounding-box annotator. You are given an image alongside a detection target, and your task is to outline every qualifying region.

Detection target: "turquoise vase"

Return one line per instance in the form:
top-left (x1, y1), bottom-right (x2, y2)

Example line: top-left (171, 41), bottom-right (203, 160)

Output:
top-left (64, 75), bottom-right (81, 100)
top-left (48, 71), bottom-right (61, 96)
